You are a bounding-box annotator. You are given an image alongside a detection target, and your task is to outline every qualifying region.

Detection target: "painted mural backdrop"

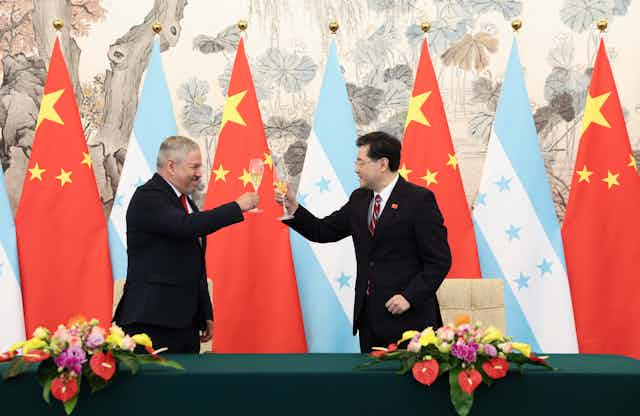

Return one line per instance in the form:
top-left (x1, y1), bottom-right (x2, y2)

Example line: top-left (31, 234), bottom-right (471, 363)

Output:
top-left (1, 0), bottom-right (638, 223)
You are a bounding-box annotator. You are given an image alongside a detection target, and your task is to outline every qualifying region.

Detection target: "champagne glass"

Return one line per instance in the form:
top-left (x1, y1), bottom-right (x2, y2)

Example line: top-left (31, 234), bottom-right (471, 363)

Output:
top-left (273, 164), bottom-right (294, 220)
top-left (248, 158), bottom-right (264, 213)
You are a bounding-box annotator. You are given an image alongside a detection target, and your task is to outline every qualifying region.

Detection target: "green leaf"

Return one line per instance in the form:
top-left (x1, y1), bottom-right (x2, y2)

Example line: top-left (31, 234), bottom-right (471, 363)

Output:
top-left (449, 368), bottom-right (474, 416)
top-left (439, 362), bottom-right (452, 375)
top-left (137, 356), bottom-right (184, 370)
top-left (113, 352), bottom-right (140, 375)
top-left (63, 394), bottom-right (79, 415)
top-left (2, 358), bottom-right (31, 380)
top-left (42, 377), bottom-right (52, 404)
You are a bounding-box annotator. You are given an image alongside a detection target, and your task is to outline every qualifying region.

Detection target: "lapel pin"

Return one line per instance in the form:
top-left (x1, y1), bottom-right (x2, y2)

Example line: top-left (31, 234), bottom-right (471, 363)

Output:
top-left (391, 203), bottom-right (398, 209)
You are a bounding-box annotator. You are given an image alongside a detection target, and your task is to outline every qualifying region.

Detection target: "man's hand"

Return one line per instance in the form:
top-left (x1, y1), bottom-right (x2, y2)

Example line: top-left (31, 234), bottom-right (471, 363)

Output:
top-left (235, 192), bottom-right (259, 212)
top-left (385, 294), bottom-right (410, 315)
top-left (274, 182), bottom-right (299, 214)
top-left (200, 319), bottom-right (213, 343)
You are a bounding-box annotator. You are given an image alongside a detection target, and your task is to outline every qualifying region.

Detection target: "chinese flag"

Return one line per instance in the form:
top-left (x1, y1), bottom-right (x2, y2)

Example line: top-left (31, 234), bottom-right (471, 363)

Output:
top-left (562, 40), bottom-right (640, 358)
top-left (400, 39), bottom-right (480, 278)
top-left (15, 38), bottom-right (113, 335)
top-left (204, 38), bottom-right (306, 352)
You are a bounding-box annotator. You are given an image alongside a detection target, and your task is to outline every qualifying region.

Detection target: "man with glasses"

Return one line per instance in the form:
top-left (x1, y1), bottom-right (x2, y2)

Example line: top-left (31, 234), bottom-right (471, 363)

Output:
top-left (277, 131), bottom-right (451, 352)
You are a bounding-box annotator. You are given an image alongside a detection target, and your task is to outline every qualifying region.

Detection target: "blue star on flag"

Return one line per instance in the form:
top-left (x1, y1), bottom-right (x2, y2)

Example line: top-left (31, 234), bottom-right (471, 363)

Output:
top-left (514, 272), bottom-right (531, 290)
top-left (505, 224), bottom-right (521, 241)
top-left (336, 273), bottom-right (352, 289)
top-left (537, 258), bottom-right (553, 277)
top-left (495, 176), bottom-right (512, 192)
top-left (315, 176), bottom-right (331, 193)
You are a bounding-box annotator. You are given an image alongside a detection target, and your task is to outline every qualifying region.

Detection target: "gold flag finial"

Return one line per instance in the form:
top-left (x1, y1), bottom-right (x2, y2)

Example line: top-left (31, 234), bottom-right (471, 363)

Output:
top-left (329, 21), bottom-right (339, 34)
top-left (421, 21), bottom-right (431, 33)
top-left (511, 19), bottom-right (522, 32)
top-left (152, 22), bottom-right (162, 33)
top-left (597, 19), bottom-right (608, 32)
top-left (238, 20), bottom-right (248, 32)
top-left (53, 19), bottom-right (64, 31)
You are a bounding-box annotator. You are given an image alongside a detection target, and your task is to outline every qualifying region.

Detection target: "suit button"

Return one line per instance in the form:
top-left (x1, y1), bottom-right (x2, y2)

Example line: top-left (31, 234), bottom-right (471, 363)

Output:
top-left (369, 261), bottom-right (375, 267)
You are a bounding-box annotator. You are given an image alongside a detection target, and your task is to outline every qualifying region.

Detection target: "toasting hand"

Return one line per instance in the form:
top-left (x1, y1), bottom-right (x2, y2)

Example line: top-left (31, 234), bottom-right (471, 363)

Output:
top-left (235, 192), bottom-right (259, 212)
top-left (274, 181), bottom-right (299, 214)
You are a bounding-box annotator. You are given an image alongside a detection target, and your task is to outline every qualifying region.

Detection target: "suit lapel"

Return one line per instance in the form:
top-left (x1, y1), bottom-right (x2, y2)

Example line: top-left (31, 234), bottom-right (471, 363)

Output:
top-left (186, 196), bottom-right (206, 252)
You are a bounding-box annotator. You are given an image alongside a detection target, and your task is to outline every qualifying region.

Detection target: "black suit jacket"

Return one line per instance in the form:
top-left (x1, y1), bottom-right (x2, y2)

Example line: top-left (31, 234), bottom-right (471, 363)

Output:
top-left (114, 173), bottom-right (244, 330)
top-left (285, 176), bottom-right (451, 342)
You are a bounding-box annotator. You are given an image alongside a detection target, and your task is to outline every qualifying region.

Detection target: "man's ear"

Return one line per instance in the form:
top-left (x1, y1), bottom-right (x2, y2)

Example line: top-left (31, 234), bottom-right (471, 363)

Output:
top-left (380, 157), bottom-right (390, 171)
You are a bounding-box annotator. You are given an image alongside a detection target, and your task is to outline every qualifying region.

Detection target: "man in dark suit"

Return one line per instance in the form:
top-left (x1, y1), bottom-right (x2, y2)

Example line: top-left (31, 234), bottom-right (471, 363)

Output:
top-left (277, 131), bottom-right (451, 352)
top-left (114, 135), bottom-right (258, 353)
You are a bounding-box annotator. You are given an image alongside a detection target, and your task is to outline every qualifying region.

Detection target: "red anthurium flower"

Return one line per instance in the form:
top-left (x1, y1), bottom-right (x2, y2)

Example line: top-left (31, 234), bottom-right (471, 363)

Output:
top-left (529, 354), bottom-right (549, 366)
top-left (369, 344), bottom-right (398, 358)
top-left (482, 358), bottom-right (509, 379)
top-left (412, 359), bottom-right (440, 386)
top-left (51, 376), bottom-right (79, 402)
top-left (0, 351), bottom-right (17, 362)
top-left (22, 349), bottom-right (50, 363)
top-left (90, 351), bottom-right (116, 381)
top-left (458, 369), bottom-right (482, 395)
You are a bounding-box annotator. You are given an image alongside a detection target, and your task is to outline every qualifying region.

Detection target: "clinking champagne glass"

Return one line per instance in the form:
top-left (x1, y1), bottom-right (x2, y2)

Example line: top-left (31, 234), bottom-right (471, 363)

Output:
top-left (248, 158), bottom-right (264, 213)
top-left (274, 164), bottom-right (294, 220)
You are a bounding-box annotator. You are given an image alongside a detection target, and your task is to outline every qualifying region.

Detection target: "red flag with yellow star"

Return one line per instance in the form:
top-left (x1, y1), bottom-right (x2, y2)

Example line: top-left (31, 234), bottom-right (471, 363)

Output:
top-left (15, 38), bottom-right (113, 334)
top-left (400, 39), bottom-right (480, 278)
top-left (562, 39), bottom-right (640, 358)
top-left (204, 38), bottom-right (306, 352)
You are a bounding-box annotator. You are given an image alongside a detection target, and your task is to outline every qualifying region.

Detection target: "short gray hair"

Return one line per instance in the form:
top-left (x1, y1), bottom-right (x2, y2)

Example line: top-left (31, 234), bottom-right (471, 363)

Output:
top-left (156, 136), bottom-right (199, 169)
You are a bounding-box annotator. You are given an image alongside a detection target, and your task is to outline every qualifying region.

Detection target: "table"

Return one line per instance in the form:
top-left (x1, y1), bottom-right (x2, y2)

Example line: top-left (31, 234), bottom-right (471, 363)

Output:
top-left (1, 354), bottom-right (638, 415)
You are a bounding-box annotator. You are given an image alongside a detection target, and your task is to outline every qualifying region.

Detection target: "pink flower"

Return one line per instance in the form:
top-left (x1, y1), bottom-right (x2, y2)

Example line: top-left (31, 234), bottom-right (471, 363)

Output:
top-left (498, 342), bottom-right (512, 353)
top-left (121, 336), bottom-right (136, 352)
top-left (437, 326), bottom-right (454, 342)
top-left (484, 344), bottom-right (498, 357)
top-left (52, 325), bottom-right (70, 344)
top-left (407, 341), bottom-right (421, 352)
top-left (68, 335), bottom-right (82, 348)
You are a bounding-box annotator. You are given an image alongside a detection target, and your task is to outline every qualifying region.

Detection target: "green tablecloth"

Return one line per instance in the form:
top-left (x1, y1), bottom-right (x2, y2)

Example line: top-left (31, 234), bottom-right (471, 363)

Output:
top-left (1, 354), bottom-right (638, 415)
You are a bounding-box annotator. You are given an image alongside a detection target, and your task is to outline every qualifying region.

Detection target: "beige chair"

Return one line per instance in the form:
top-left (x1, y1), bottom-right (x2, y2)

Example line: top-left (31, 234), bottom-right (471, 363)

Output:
top-left (112, 279), bottom-right (213, 353)
top-left (436, 278), bottom-right (505, 333)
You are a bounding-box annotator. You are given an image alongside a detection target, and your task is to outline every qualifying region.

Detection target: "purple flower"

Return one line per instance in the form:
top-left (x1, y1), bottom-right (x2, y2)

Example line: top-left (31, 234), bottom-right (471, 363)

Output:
top-left (484, 344), bottom-right (498, 357)
top-left (85, 332), bottom-right (104, 349)
top-left (54, 346), bottom-right (87, 374)
top-left (451, 342), bottom-right (478, 363)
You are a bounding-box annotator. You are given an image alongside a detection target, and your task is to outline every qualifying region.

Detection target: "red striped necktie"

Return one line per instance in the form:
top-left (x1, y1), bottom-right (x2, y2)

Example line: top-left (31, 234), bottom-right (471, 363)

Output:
top-left (369, 194), bottom-right (381, 235)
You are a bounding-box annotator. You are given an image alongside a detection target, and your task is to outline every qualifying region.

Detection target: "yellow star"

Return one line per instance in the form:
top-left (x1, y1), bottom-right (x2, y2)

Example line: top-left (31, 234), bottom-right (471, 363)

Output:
top-left (36, 89), bottom-right (65, 129)
top-left (576, 165), bottom-right (594, 183)
top-left (446, 153), bottom-right (458, 171)
top-left (581, 92), bottom-right (611, 136)
top-left (404, 91), bottom-right (432, 129)
top-left (220, 90), bottom-right (247, 132)
top-left (602, 170), bottom-right (620, 189)
top-left (55, 168), bottom-right (73, 188)
top-left (398, 163), bottom-right (412, 180)
top-left (421, 169), bottom-right (438, 187)
top-left (628, 154), bottom-right (638, 171)
top-left (213, 164), bottom-right (230, 182)
top-left (81, 152), bottom-right (92, 168)
top-left (28, 162), bottom-right (46, 181)
top-left (263, 153), bottom-right (273, 169)
top-left (238, 169), bottom-right (252, 187)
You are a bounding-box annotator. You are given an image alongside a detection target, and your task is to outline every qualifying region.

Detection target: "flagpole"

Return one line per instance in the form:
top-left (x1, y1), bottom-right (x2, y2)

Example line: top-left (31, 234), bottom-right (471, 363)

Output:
top-left (421, 20), bottom-right (431, 37)
top-left (511, 18), bottom-right (522, 34)
top-left (152, 21), bottom-right (162, 34)
top-left (329, 20), bottom-right (339, 35)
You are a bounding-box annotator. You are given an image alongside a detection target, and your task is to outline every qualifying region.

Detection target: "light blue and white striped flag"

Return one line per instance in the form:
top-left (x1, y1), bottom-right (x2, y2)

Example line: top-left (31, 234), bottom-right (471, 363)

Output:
top-left (472, 40), bottom-right (578, 353)
top-left (290, 40), bottom-right (359, 352)
top-left (0, 165), bottom-right (25, 350)
top-left (108, 38), bottom-right (177, 280)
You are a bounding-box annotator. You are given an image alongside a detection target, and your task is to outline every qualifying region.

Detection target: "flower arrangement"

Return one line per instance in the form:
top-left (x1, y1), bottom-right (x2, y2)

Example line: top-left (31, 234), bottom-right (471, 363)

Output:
top-left (0, 317), bottom-right (182, 414)
top-left (361, 315), bottom-right (552, 416)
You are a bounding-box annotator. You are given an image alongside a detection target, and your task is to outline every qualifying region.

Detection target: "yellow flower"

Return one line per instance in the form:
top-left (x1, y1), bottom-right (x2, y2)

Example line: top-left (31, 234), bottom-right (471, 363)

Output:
top-left (397, 330), bottom-right (420, 345)
top-left (132, 334), bottom-right (153, 348)
top-left (8, 341), bottom-right (25, 352)
top-left (481, 326), bottom-right (505, 344)
top-left (419, 328), bottom-right (440, 347)
top-left (33, 327), bottom-right (50, 340)
top-left (511, 342), bottom-right (531, 357)
top-left (23, 338), bottom-right (47, 353)
top-left (106, 333), bottom-right (123, 348)
top-left (437, 343), bottom-right (452, 353)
